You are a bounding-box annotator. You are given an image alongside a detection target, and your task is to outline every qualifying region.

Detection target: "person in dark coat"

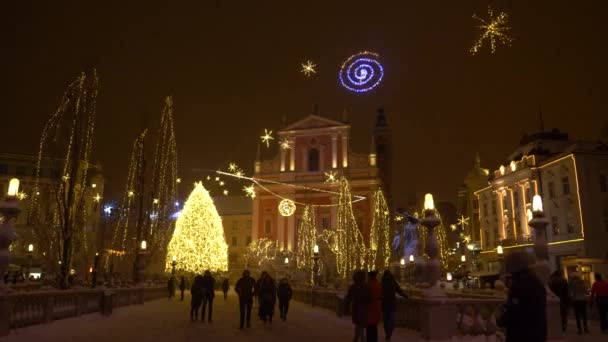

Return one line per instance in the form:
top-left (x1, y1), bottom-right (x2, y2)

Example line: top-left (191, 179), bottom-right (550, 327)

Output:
top-left (167, 276), bottom-right (176, 299)
top-left (277, 277), bottom-right (293, 321)
top-left (201, 270), bottom-right (215, 323)
top-left (256, 271), bottom-right (267, 308)
top-left (569, 272), bottom-right (589, 334)
top-left (381, 270), bottom-right (407, 341)
top-left (259, 274), bottom-right (277, 324)
top-left (366, 271), bottom-right (382, 342)
top-left (549, 270), bottom-right (569, 332)
top-left (235, 270), bottom-right (256, 329)
top-left (222, 278), bottom-right (230, 300)
top-left (179, 276), bottom-right (186, 301)
top-left (498, 252), bottom-right (547, 342)
top-left (344, 270), bottom-right (369, 342)
top-left (190, 275), bottom-right (204, 321)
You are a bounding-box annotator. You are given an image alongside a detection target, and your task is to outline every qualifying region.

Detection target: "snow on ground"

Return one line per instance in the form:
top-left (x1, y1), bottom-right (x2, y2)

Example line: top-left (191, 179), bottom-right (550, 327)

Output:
top-left (4, 290), bottom-right (417, 342)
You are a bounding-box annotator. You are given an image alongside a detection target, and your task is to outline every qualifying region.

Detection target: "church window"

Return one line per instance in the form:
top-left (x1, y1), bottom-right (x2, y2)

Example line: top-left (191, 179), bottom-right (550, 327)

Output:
top-left (308, 148), bottom-right (320, 171)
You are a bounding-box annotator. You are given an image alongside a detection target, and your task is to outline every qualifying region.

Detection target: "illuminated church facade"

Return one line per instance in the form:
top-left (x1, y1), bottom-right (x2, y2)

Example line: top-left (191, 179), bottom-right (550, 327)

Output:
top-left (251, 109), bottom-right (392, 252)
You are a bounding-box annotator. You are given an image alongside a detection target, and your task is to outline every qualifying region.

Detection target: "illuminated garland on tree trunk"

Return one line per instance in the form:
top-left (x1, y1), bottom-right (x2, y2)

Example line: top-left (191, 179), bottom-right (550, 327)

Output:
top-left (368, 190), bottom-right (391, 271)
top-left (335, 177), bottom-right (366, 278)
top-left (296, 205), bottom-right (317, 285)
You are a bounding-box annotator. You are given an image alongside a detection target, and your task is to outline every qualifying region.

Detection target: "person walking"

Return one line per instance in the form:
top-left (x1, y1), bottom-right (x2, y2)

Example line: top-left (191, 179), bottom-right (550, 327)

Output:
top-left (344, 270), bottom-right (369, 342)
top-left (569, 272), bottom-right (589, 334)
top-left (235, 270), bottom-right (256, 329)
top-left (179, 276), bottom-right (186, 301)
top-left (222, 278), bottom-right (230, 300)
top-left (201, 270), bottom-right (215, 323)
top-left (365, 271), bottom-right (382, 342)
top-left (498, 251), bottom-right (546, 342)
top-left (259, 274), bottom-right (277, 324)
top-left (277, 277), bottom-right (293, 321)
top-left (190, 275), bottom-right (204, 321)
top-left (590, 273), bottom-right (608, 334)
top-left (549, 270), bottom-right (569, 332)
top-left (381, 270), bottom-right (407, 341)
top-left (167, 276), bottom-right (176, 299)
top-left (256, 271), bottom-right (267, 309)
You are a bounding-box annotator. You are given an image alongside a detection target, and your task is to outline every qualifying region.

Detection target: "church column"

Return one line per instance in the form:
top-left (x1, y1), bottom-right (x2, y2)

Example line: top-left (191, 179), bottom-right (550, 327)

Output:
top-left (289, 142), bottom-right (296, 171)
top-left (286, 193), bottom-right (296, 251)
top-left (332, 134), bottom-right (338, 169)
top-left (277, 209), bottom-right (285, 250)
top-left (342, 135), bottom-right (348, 168)
top-left (280, 149), bottom-right (286, 172)
top-left (252, 197), bottom-right (260, 241)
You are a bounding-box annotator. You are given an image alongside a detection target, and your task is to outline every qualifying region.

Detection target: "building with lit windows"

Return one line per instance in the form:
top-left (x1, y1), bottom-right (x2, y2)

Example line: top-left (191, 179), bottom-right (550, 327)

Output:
top-left (214, 196), bottom-right (252, 274)
top-left (0, 152), bottom-right (105, 275)
top-left (251, 108), bottom-right (391, 253)
top-left (474, 129), bottom-right (608, 284)
top-left (457, 154), bottom-right (490, 243)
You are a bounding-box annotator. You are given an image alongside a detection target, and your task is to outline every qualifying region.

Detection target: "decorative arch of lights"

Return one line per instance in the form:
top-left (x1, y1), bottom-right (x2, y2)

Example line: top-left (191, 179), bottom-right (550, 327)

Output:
top-left (339, 51), bottom-right (384, 93)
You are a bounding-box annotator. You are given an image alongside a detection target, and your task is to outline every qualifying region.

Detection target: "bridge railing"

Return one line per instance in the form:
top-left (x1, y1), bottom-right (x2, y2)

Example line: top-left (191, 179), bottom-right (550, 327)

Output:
top-left (0, 286), bottom-right (166, 336)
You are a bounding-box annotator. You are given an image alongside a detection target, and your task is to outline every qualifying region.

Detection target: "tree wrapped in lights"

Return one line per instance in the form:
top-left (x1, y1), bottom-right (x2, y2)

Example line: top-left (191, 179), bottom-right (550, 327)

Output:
top-left (296, 205), bottom-right (317, 285)
top-left (243, 238), bottom-right (277, 269)
top-left (165, 182), bottom-right (227, 273)
top-left (335, 177), bottom-right (366, 278)
top-left (368, 190), bottom-right (391, 270)
top-left (29, 70), bottom-right (99, 289)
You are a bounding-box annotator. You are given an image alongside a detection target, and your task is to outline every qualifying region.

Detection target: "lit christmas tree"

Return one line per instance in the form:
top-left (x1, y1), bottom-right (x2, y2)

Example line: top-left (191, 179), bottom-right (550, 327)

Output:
top-left (368, 190), bottom-right (391, 271)
top-left (335, 177), bottom-right (366, 278)
top-left (296, 205), bottom-right (317, 285)
top-left (166, 182), bottom-right (228, 273)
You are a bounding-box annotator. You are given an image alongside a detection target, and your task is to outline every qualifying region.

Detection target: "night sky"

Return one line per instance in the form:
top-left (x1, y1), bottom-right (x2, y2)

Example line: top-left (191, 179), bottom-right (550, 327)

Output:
top-left (3, 1), bottom-right (607, 206)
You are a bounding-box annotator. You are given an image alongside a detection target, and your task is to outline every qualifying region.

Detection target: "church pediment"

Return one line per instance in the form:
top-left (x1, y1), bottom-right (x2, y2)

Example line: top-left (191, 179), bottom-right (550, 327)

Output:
top-left (279, 115), bottom-right (348, 133)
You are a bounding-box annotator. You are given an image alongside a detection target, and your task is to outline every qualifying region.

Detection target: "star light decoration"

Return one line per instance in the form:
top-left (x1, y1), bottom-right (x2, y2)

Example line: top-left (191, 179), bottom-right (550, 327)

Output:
top-left (457, 215), bottom-right (470, 230)
top-left (17, 192), bottom-right (28, 200)
top-left (470, 6), bottom-right (513, 55)
top-left (228, 163), bottom-right (238, 172)
top-left (279, 138), bottom-right (293, 150)
top-left (261, 129), bottom-right (274, 148)
top-left (324, 171), bottom-right (338, 183)
top-left (301, 60), bottom-right (317, 77)
top-left (243, 184), bottom-right (256, 199)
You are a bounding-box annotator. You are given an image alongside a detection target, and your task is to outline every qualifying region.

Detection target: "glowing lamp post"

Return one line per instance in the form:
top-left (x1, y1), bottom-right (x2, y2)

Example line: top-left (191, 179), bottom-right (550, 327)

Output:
top-left (528, 195), bottom-right (550, 284)
top-left (312, 244), bottom-right (320, 287)
top-left (446, 272), bottom-right (453, 282)
top-left (400, 258), bottom-right (406, 285)
top-left (91, 252), bottom-right (100, 288)
top-left (497, 245), bottom-right (504, 275)
top-left (1, 178), bottom-right (20, 290)
top-left (421, 193), bottom-right (444, 297)
top-left (171, 255), bottom-right (177, 275)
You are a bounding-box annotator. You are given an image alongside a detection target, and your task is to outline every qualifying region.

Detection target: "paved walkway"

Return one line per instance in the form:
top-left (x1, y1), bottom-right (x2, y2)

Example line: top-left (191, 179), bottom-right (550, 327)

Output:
top-left (4, 290), bottom-right (607, 341)
top-left (4, 290), bottom-right (415, 342)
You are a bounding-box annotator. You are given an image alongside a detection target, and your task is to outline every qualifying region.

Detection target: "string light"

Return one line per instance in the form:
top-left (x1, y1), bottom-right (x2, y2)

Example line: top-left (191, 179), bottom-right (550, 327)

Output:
top-left (244, 238), bottom-right (277, 267)
top-left (278, 199), bottom-right (296, 217)
top-left (166, 182), bottom-right (228, 273)
top-left (176, 178), bottom-right (182, 184)
top-left (335, 177), bottom-right (366, 278)
top-left (339, 51), bottom-right (384, 93)
top-left (261, 129), bottom-right (274, 148)
top-left (368, 190), bottom-right (391, 270)
top-left (470, 6), bottom-right (513, 55)
top-left (301, 60), bottom-right (317, 77)
top-left (296, 205), bottom-right (317, 285)
top-left (223, 189), bottom-right (229, 196)
top-left (94, 194), bottom-right (101, 202)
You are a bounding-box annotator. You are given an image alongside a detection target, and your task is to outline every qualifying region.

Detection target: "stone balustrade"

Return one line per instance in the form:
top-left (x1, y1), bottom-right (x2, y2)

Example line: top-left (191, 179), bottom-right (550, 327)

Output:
top-left (0, 286), bottom-right (166, 336)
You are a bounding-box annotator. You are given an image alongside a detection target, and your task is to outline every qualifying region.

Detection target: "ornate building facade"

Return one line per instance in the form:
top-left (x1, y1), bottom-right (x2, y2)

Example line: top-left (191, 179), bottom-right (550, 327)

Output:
top-left (457, 154), bottom-right (490, 244)
top-left (251, 109), bottom-right (391, 253)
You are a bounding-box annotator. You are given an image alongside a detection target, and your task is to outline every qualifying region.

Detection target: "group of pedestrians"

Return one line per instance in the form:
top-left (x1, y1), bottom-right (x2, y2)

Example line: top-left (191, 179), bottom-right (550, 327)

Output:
top-left (549, 270), bottom-right (608, 335)
top-left (189, 270), bottom-right (216, 322)
top-left (234, 270), bottom-right (293, 329)
top-left (344, 270), bottom-right (406, 342)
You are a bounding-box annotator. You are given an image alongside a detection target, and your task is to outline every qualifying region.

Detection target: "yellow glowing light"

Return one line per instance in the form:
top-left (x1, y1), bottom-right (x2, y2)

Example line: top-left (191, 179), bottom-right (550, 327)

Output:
top-left (235, 170), bottom-right (244, 178)
top-left (301, 60), bottom-right (317, 77)
top-left (62, 174), bottom-right (70, 182)
top-left (497, 245), bottom-right (503, 254)
top-left (461, 255), bottom-right (466, 262)
top-left (499, 165), bottom-right (505, 175)
top-left (447, 272), bottom-right (453, 281)
top-left (219, 181), bottom-right (225, 186)
top-left (206, 176), bottom-right (211, 180)
top-left (176, 178), bottom-right (182, 184)
top-left (279, 199), bottom-right (296, 217)
top-left (223, 189), bottom-right (229, 196)
top-left (8, 178), bottom-right (20, 197)
top-left (470, 6), bottom-right (513, 55)
top-left (284, 257), bottom-right (289, 264)
top-left (450, 224), bottom-right (457, 231)
top-left (228, 163), bottom-right (238, 172)
top-left (424, 193), bottom-right (435, 210)
top-left (28, 244), bottom-right (34, 252)
top-left (128, 190), bottom-right (135, 198)
top-left (510, 161), bottom-right (517, 172)
top-left (368, 190), bottom-right (391, 270)
top-left (409, 254), bottom-right (414, 262)
top-left (324, 171), bottom-right (337, 183)
top-left (296, 205), bottom-right (317, 285)
top-left (93, 194), bottom-right (101, 202)
top-left (463, 235), bottom-right (471, 243)
top-left (243, 184), bottom-right (256, 199)
top-left (400, 258), bottom-right (405, 266)
top-left (166, 182), bottom-right (228, 273)
top-left (261, 129), bottom-right (274, 148)
top-left (215, 177), bottom-right (220, 182)
top-left (395, 215), bottom-right (403, 222)
top-left (532, 195), bottom-right (543, 213)
top-left (279, 138), bottom-right (293, 150)
top-left (153, 198), bottom-right (159, 204)
top-left (141, 240), bottom-right (147, 250)
top-left (91, 183), bottom-right (97, 188)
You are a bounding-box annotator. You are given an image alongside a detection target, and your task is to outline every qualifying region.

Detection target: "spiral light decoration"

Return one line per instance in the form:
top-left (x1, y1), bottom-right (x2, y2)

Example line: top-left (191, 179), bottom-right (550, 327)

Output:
top-left (339, 51), bottom-right (384, 93)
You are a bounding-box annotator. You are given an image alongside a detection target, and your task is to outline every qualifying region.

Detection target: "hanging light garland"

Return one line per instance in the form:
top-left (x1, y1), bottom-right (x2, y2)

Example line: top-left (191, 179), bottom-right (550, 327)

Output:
top-left (278, 199), bottom-right (296, 217)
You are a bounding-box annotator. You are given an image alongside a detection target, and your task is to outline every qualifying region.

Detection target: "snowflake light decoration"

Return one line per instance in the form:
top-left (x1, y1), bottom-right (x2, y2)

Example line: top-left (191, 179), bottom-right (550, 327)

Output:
top-left (228, 163), bottom-right (238, 172)
top-left (301, 60), bottom-right (317, 77)
top-left (457, 215), bottom-right (470, 229)
top-left (261, 129), bottom-right (274, 148)
top-left (17, 192), bottom-right (28, 200)
top-left (278, 199), bottom-right (296, 217)
top-left (279, 138), bottom-right (293, 150)
top-left (470, 6), bottom-right (513, 55)
top-left (324, 171), bottom-right (338, 183)
top-left (243, 184), bottom-right (256, 199)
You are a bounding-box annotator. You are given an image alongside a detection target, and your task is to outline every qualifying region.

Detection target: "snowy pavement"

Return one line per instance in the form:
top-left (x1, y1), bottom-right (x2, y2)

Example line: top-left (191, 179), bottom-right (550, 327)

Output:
top-left (4, 291), bottom-right (607, 342)
top-left (3, 290), bottom-right (417, 342)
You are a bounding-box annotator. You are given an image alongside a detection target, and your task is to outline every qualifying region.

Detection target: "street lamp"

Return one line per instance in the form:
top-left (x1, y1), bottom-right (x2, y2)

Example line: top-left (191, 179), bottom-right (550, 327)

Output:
top-left (400, 258), bottom-right (406, 285)
top-left (497, 245), bottom-right (504, 275)
top-left (171, 255), bottom-right (177, 275)
top-left (91, 252), bottom-right (99, 288)
top-left (460, 255), bottom-right (466, 263)
top-left (26, 244), bottom-right (34, 282)
top-left (421, 193), bottom-right (444, 297)
top-left (528, 195), bottom-right (550, 284)
top-left (1, 178), bottom-right (20, 290)
top-left (313, 244), bottom-right (320, 286)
